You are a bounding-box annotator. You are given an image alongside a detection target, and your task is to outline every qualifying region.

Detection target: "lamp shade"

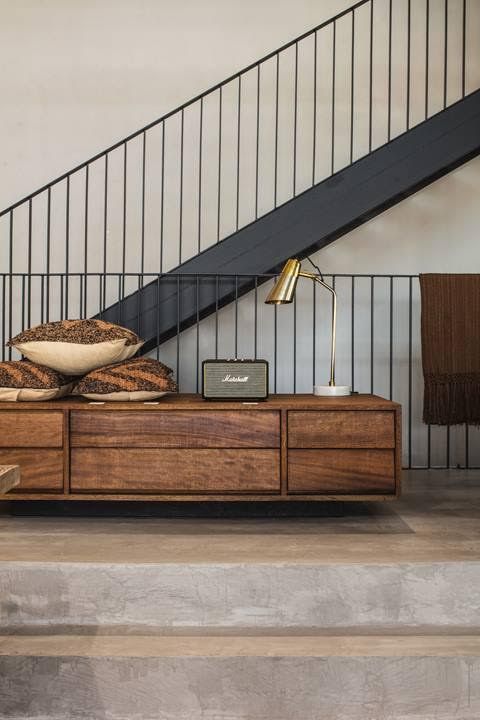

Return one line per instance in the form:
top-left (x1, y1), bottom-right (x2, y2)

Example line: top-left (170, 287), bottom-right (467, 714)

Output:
top-left (265, 259), bottom-right (301, 304)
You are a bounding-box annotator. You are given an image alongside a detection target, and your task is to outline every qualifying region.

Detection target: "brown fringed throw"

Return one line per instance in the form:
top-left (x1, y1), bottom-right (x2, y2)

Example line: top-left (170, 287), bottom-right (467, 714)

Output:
top-left (420, 273), bottom-right (480, 425)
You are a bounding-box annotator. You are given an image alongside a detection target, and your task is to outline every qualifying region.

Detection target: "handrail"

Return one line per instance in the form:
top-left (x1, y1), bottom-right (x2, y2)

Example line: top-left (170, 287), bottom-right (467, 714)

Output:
top-left (0, 0), bottom-right (369, 218)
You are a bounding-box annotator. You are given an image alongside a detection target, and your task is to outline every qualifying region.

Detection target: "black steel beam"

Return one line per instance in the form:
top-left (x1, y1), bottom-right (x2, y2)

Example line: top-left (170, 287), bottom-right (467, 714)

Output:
top-left (98, 89), bottom-right (480, 352)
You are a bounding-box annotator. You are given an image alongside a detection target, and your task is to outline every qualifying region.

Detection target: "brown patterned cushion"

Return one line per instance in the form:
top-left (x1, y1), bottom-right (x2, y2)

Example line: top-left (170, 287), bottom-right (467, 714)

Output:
top-left (0, 360), bottom-right (73, 402)
top-left (73, 357), bottom-right (177, 401)
top-left (8, 320), bottom-right (143, 375)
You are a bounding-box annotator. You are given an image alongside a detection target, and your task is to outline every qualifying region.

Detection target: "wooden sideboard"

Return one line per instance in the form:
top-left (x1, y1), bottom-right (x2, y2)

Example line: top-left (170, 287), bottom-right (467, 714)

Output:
top-left (0, 394), bottom-right (401, 501)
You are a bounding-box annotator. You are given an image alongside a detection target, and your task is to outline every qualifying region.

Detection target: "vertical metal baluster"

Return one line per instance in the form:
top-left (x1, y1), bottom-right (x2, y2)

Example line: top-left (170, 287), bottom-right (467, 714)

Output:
top-left (21, 275), bottom-right (25, 331)
top-left (254, 276), bottom-right (258, 359)
top-left (351, 276), bottom-right (355, 392)
top-left (196, 276), bottom-right (200, 393)
top-left (389, 276), bottom-right (393, 400)
top-left (198, 98), bottom-right (203, 253)
top-left (136, 274), bottom-right (141, 344)
top-left (293, 292), bottom-right (297, 392)
top-left (46, 187), bottom-right (51, 321)
top-left (179, 109), bottom-right (184, 265)
top-left (461, 0), bottom-right (466, 98)
top-left (117, 275), bottom-right (122, 324)
top-left (427, 424), bottom-right (432, 468)
top-left (369, 0), bottom-right (374, 153)
top-left (312, 31), bottom-right (317, 186)
top-left (408, 276), bottom-right (413, 469)
top-left (217, 87), bottom-right (223, 242)
top-left (274, 300), bottom-right (278, 393)
top-left (446, 425), bottom-right (451, 468)
top-left (331, 21), bottom-right (336, 175)
top-left (156, 276), bottom-right (160, 360)
top-left (387, 0), bottom-right (392, 141)
top-left (312, 280), bottom-right (316, 388)
top-left (1, 276), bottom-right (5, 360)
top-left (255, 64), bottom-right (260, 219)
top-left (274, 54), bottom-right (279, 208)
top-left (60, 275), bottom-right (64, 321)
top-left (103, 154), bottom-right (108, 312)
top-left (141, 132), bottom-right (146, 277)
top-left (370, 276), bottom-right (374, 394)
top-left (28, 199), bottom-right (32, 328)
top-left (122, 144), bottom-right (127, 277)
top-left (176, 275), bottom-right (180, 388)
top-left (443, 0), bottom-right (448, 108)
top-left (350, 10), bottom-right (355, 164)
top-left (160, 122), bottom-right (165, 273)
top-left (236, 77), bottom-right (241, 230)
top-left (41, 274), bottom-right (45, 325)
top-left (65, 178), bottom-right (70, 319)
top-left (8, 212), bottom-right (13, 359)
top-left (425, 0), bottom-right (430, 119)
top-left (215, 275), bottom-right (219, 359)
top-left (84, 165), bottom-right (89, 318)
top-left (234, 275), bottom-right (239, 358)
top-left (465, 424), bottom-right (469, 468)
top-left (293, 41), bottom-right (298, 197)
top-left (406, 0), bottom-right (411, 130)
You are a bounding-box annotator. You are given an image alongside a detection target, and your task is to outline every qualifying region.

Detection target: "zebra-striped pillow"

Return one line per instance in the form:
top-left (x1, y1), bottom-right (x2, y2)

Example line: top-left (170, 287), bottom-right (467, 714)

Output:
top-left (73, 357), bottom-right (177, 401)
top-left (0, 360), bottom-right (73, 402)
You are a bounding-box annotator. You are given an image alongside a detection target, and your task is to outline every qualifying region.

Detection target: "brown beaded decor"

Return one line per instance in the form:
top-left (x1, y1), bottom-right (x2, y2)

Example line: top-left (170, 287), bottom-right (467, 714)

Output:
top-left (8, 319), bottom-right (141, 347)
top-left (73, 358), bottom-right (177, 396)
top-left (0, 361), bottom-right (72, 389)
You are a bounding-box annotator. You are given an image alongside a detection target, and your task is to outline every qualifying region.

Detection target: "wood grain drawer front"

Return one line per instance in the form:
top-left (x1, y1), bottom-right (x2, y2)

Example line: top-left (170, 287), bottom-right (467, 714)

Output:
top-left (71, 449), bottom-right (280, 493)
top-left (288, 411), bottom-right (395, 448)
top-left (0, 412), bottom-right (63, 448)
top-left (288, 450), bottom-right (395, 495)
top-left (0, 449), bottom-right (63, 491)
top-left (70, 411), bottom-right (280, 448)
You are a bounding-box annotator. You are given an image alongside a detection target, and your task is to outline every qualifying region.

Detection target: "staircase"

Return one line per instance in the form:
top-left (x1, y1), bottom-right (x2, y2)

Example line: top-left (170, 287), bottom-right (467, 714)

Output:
top-left (1, 0), bottom-right (479, 352)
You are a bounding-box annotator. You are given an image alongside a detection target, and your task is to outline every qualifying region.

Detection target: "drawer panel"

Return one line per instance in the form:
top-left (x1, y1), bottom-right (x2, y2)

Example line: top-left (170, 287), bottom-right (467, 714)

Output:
top-left (0, 412), bottom-right (63, 448)
top-left (0, 449), bottom-right (63, 491)
top-left (288, 449), bottom-right (395, 495)
top-left (71, 449), bottom-right (280, 493)
top-left (71, 411), bottom-right (280, 448)
top-left (288, 411), bottom-right (395, 448)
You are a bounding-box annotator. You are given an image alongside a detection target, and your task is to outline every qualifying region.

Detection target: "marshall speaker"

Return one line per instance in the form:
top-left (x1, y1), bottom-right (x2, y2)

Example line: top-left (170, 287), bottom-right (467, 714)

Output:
top-left (202, 359), bottom-right (269, 401)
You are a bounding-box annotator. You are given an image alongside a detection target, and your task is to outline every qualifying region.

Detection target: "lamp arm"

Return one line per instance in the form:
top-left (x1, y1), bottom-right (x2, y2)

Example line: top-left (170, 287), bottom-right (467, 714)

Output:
top-left (299, 271), bottom-right (337, 387)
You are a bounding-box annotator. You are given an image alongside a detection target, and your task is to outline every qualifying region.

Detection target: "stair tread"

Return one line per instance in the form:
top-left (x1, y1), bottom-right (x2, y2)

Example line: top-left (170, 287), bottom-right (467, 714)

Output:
top-left (1, 634), bottom-right (480, 657)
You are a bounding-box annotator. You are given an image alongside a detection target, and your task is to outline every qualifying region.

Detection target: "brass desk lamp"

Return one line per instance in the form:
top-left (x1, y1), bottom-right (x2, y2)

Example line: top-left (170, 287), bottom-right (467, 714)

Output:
top-left (265, 258), bottom-right (351, 396)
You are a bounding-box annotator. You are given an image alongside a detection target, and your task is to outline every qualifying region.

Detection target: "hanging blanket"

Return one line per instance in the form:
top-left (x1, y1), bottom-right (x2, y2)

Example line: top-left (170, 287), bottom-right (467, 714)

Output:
top-left (420, 273), bottom-right (480, 425)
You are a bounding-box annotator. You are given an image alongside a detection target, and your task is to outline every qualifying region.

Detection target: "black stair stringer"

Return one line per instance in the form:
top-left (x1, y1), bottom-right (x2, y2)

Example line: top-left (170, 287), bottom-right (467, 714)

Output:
top-left (97, 89), bottom-right (480, 354)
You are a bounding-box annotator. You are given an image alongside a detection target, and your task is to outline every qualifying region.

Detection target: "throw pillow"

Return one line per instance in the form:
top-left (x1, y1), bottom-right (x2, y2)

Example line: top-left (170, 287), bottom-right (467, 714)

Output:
top-left (8, 319), bottom-right (143, 375)
top-left (72, 357), bottom-right (177, 401)
top-left (0, 360), bottom-right (73, 401)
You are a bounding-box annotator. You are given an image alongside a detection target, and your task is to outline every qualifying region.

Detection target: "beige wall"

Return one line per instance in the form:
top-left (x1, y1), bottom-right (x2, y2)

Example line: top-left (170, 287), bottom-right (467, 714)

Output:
top-left (0, 0), bottom-right (352, 208)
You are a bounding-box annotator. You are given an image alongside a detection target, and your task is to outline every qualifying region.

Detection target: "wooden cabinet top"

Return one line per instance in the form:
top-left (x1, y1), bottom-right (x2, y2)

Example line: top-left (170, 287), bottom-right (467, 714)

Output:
top-left (0, 393), bottom-right (400, 412)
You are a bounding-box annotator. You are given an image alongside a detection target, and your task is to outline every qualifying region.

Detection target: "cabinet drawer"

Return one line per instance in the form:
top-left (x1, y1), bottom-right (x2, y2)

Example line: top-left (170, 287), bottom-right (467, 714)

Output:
top-left (0, 449), bottom-right (63, 491)
top-left (71, 411), bottom-right (280, 448)
top-left (71, 448), bottom-right (280, 493)
top-left (288, 449), bottom-right (395, 495)
top-left (0, 412), bottom-right (63, 448)
top-left (288, 411), bottom-right (395, 448)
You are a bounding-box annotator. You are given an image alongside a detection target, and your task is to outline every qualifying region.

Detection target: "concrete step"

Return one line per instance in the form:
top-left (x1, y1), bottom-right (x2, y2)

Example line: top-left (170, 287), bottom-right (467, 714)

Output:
top-left (1, 633), bottom-right (479, 719)
top-left (2, 559), bottom-right (480, 632)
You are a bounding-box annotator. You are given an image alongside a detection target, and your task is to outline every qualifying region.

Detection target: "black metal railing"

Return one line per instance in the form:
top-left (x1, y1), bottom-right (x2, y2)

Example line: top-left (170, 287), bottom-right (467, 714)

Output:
top-left (1, 0), bottom-right (477, 286)
top-left (1, 271), bottom-right (479, 471)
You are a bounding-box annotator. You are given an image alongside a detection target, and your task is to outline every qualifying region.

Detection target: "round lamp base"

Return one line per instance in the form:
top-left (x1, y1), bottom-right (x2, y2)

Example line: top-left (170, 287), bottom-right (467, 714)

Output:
top-left (313, 384), bottom-right (351, 397)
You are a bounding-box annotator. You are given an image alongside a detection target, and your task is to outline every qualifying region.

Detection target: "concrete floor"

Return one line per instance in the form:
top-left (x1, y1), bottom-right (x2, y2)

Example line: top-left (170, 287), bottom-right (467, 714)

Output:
top-left (0, 469), bottom-right (479, 564)
top-left (1, 470), bottom-right (480, 719)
